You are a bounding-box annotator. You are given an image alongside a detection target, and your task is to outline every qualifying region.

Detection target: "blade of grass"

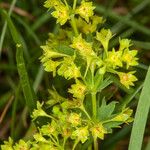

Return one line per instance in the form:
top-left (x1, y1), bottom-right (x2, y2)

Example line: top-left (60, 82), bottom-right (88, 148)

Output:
top-left (128, 67), bottom-right (150, 150)
top-left (95, 5), bottom-right (150, 36)
top-left (12, 14), bottom-right (41, 45)
top-left (33, 65), bottom-right (44, 93)
top-left (11, 85), bottom-right (21, 139)
top-left (133, 40), bottom-right (150, 50)
top-left (31, 12), bottom-right (52, 31)
top-left (1, 10), bottom-right (36, 112)
top-left (0, 0), bottom-right (17, 58)
top-left (120, 82), bottom-right (143, 109)
top-left (111, 0), bottom-right (150, 33)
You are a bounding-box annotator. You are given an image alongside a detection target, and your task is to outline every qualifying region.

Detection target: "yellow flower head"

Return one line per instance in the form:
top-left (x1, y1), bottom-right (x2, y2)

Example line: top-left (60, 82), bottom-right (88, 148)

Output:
top-left (68, 113), bottom-right (81, 127)
top-left (118, 72), bottom-right (137, 89)
top-left (72, 126), bottom-right (89, 143)
top-left (57, 57), bottom-right (81, 79)
top-left (70, 34), bottom-right (94, 56)
top-left (106, 48), bottom-right (122, 69)
top-left (52, 6), bottom-right (70, 25)
top-left (96, 29), bottom-right (113, 51)
top-left (122, 49), bottom-right (138, 69)
top-left (44, 0), bottom-right (63, 9)
top-left (76, 16), bottom-right (104, 34)
top-left (68, 80), bottom-right (87, 100)
top-left (119, 38), bottom-right (132, 51)
top-left (90, 123), bottom-right (107, 140)
top-left (112, 108), bottom-right (133, 123)
top-left (76, 1), bottom-right (95, 22)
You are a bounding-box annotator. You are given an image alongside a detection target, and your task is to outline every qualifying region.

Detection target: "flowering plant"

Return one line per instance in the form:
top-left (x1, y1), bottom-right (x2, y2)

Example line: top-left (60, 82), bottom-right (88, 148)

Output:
top-left (1, 0), bottom-right (138, 150)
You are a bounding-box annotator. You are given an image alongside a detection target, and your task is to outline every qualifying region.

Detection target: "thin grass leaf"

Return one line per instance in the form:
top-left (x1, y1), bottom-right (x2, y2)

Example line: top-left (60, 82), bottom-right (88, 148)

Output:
top-left (0, 0), bottom-right (17, 58)
top-left (129, 67), bottom-right (150, 150)
top-left (12, 14), bottom-right (41, 45)
top-left (120, 82), bottom-right (143, 109)
top-left (111, 0), bottom-right (150, 33)
top-left (95, 4), bottom-right (150, 36)
top-left (33, 65), bottom-right (44, 93)
top-left (1, 10), bottom-right (36, 112)
top-left (133, 40), bottom-right (150, 50)
top-left (31, 12), bottom-right (52, 31)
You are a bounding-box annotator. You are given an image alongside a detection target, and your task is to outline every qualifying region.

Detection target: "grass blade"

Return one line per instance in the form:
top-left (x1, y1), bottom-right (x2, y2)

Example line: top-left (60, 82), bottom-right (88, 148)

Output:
top-left (1, 10), bottom-right (36, 112)
top-left (0, 0), bottom-right (17, 58)
top-left (95, 5), bottom-right (150, 36)
top-left (128, 67), bottom-right (150, 150)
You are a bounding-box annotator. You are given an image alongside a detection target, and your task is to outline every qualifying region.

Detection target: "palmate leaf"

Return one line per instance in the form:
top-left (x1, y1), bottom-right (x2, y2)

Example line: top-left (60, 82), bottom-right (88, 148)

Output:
top-left (97, 99), bottom-right (117, 121)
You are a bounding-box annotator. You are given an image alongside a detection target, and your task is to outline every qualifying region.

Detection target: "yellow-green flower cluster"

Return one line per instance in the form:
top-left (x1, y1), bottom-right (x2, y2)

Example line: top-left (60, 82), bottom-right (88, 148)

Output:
top-left (44, 0), bottom-right (96, 25)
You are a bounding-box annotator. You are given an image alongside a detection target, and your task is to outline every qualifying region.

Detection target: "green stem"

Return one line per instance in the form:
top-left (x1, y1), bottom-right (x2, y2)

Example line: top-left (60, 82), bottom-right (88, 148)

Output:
top-left (63, 0), bottom-right (69, 8)
top-left (70, 16), bottom-right (79, 36)
top-left (80, 106), bottom-right (91, 119)
top-left (88, 145), bottom-right (92, 150)
top-left (72, 140), bottom-right (79, 150)
top-left (0, 0), bottom-right (17, 57)
top-left (73, 0), bottom-right (77, 10)
top-left (94, 137), bottom-right (98, 150)
top-left (94, 75), bottom-right (103, 91)
top-left (91, 92), bottom-right (97, 119)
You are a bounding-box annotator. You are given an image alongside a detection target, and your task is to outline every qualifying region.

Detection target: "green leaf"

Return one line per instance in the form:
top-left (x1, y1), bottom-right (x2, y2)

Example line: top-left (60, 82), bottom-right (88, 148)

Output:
top-left (97, 99), bottom-right (117, 121)
top-left (1, 10), bottom-right (36, 112)
top-left (128, 67), bottom-right (150, 150)
top-left (56, 45), bottom-right (74, 56)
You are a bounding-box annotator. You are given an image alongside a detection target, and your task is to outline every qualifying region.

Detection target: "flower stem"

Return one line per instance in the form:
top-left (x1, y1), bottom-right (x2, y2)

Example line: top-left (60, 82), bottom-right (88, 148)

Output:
top-left (73, 0), bottom-right (77, 10)
top-left (72, 140), bottom-right (79, 150)
top-left (91, 92), bottom-right (97, 119)
top-left (80, 105), bottom-right (91, 119)
top-left (94, 137), bottom-right (98, 150)
top-left (70, 15), bottom-right (79, 36)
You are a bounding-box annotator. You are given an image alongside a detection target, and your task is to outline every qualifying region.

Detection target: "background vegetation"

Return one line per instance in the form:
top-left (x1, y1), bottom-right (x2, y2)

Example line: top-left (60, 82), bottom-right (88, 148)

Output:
top-left (0, 0), bottom-right (150, 149)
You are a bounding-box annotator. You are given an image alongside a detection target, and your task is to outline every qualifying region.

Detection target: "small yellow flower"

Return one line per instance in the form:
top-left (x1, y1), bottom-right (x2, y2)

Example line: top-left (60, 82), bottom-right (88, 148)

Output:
top-left (90, 123), bottom-right (107, 140)
top-left (32, 102), bottom-right (49, 120)
top-left (70, 34), bottom-right (94, 56)
top-left (42, 59), bottom-right (61, 77)
top-left (76, 16), bottom-right (104, 34)
top-left (119, 38), bottom-right (132, 51)
top-left (52, 6), bottom-right (70, 25)
top-left (40, 123), bottom-right (56, 135)
top-left (41, 45), bottom-right (67, 58)
top-left (68, 80), bottom-right (87, 100)
top-left (72, 126), bottom-right (89, 143)
top-left (118, 72), bottom-right (137, 89)
top-left (13, 140), bottom-right (30, 150)
top-left (75, 1), bottom-right (95, 22)
top-left (57, 56), bottom-right (81, 79)
top-left (44, 0), bottom-right (62, 9)
top-left (111, 108), bottom-right (133, 123)
top-left (34, 133), bottom-right (48, 143)
top-left (122, 49), bottom-right (138, 69)
top-left (106, 48), bottom-right (122, 69)
top-left (96, 29), bottom-right (113, 51)
top-left (68, 113), bottom-right (81, 127)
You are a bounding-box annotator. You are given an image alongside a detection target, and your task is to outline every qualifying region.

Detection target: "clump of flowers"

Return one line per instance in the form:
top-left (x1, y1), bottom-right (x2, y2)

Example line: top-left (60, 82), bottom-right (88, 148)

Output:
top-left (1, 0), bottom-right (138, 150)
